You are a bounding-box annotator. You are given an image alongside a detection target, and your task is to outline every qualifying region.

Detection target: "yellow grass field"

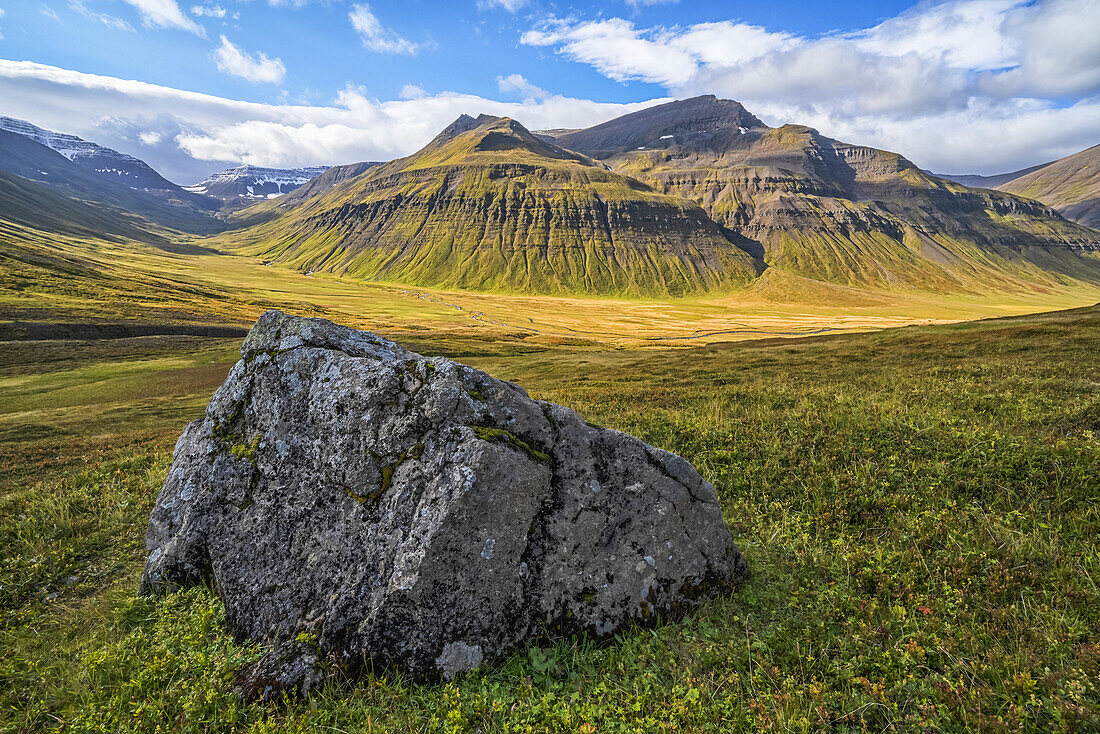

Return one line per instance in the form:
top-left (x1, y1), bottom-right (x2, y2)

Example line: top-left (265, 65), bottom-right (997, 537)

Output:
top-left (4, 225), bottom-right (1098, 347)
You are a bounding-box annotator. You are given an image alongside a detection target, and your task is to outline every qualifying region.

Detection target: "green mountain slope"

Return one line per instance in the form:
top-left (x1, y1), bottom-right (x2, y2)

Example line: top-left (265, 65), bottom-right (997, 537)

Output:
top-left (0, 130), bottom-right (223, 235)
top-left (0, 169), bottom-right (167, 243)
top-left (549, 97), bottom-right (1100, 292)
top-left (217, 115), bottom-right (761, 297)
top-left (998, 144), bottom-right (1100, 229)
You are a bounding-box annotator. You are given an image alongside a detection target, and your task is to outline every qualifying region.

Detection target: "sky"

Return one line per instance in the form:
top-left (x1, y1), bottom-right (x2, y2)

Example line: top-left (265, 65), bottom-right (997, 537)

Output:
top-left (0, 0), bottom-right (1097, 184)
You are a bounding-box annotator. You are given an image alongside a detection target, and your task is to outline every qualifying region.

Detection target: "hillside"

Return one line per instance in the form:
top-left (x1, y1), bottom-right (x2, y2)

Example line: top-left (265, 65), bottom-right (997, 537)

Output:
top-left (0, 169), bottom-right (167, 243)
top-left (547, 96), bottom-right (1100, 292)
top-left (0, 116), bottom-right (180, 192)
top-left (0, 116), bottom-right (221, 219)
top-left (217, 114), bottom-right (761, 297)
top-left (0, 130), bottom-right (223, 235)
top-left (934, 162), bottom-right (1053, 189)
top-left (280, 161), bottom-right (381, 205)
top-left (998, 144), bottom-right (1100, 229)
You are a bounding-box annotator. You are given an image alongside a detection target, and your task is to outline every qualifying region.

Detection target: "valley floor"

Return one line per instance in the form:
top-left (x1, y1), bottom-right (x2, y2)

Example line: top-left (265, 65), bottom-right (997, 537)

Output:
top-left (4, 227), bottom-right (1100, 347)
top-left (1, 304), bottom-right (1098, 732)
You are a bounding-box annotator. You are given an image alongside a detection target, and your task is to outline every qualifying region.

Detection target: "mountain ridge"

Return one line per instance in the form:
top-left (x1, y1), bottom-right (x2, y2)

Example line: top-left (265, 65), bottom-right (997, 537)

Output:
top-left (0, 129), bottom-right (223, 235)
top-left (934, 162), bottom-right (1054, 190)
top-left (0, 116), bottom-right (182, 192)
top-left (541, 97), bottom-right (1100, 292)
top-left (212, 114), bottom-right (762, 297)
top-left (998, 144), bottom-right (1100, 229)
top-left (185, 164), bottom-right (334, 201)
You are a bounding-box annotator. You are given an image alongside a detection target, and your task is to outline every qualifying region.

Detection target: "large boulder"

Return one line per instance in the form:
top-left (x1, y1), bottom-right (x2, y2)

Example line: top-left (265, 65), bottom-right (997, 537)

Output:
top-left (141, 310), bottom-right (746, 688)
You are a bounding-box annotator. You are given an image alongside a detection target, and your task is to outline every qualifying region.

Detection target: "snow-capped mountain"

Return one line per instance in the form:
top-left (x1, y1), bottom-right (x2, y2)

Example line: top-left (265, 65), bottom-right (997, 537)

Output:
top-left (185, 165), bottom-right (331, 200)
top-left (0, 116), bottom-right (179, 191)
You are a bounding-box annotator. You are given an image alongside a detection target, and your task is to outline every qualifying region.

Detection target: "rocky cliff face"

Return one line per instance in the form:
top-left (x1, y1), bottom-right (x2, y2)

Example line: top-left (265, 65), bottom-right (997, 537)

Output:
top-left (224, 116), bottom-right (761, 297)
top-left (141, 311), bottom-right (746, 692)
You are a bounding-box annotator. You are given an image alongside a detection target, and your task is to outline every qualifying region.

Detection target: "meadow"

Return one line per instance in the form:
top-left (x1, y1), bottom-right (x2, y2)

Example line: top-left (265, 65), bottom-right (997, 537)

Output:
top-left (5, 223), bottom-right (1100, 346)
top-left (1, 300), bottom-right (1098, 733)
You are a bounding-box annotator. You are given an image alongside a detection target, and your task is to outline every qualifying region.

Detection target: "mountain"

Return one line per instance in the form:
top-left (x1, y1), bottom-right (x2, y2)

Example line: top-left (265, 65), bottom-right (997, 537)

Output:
top-left (0, 129), bottom-right (223, 235)
top-left (216, 114), bottom-right (761, 296)
top-left (0, 167), bottom-right (165, 243)
top-left (997, 145), bottom-right (1100, 229)
top-left (553, 96), bottom-right (766, 158)
top-left (543, 96), bottom-right (1100, 291)
top-left (934, 162), bottom-right (1054, 190)
top-left (0, 116), bottom-right (181, 191)
top-left (280, 162), bottom-right (380, 205)
top-left (185, 164), bottom-right (334, 201)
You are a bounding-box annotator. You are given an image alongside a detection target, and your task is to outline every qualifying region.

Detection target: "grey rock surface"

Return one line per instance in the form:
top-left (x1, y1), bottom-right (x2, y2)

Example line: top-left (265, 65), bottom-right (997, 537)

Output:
top-left (141, 310), bottom-right (747, 685)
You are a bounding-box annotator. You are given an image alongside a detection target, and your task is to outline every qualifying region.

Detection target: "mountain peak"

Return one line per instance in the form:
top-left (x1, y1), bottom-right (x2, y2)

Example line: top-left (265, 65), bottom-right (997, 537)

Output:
top-left (431, 113), bottom-right (505, 145)
top-left (549, 95), bottom-right (767, 157)
top-left (408, 114), bottom-right (592, 169)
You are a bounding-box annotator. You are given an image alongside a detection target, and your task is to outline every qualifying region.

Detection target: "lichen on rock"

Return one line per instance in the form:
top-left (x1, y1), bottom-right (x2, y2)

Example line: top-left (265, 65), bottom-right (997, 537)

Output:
top-left (140, 310), bottom-right (747, 694)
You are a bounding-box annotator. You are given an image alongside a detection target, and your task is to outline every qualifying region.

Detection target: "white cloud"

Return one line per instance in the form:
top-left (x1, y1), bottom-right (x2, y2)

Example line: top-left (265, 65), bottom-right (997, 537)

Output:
top-left (0, 59), bottom-right (664, 183)
top-left (139, 130), bottom-right (163, 145)
top-left (496, 73), bottom-right (548, 100)
top-left (477, 0), bottom-right (527, 12)
top-left (215, 36), bottom-right (286, 84)
top-left (399, 83), bottom-right (427, 99)
top-left (190, 4), bottom-right (225, 18)
top-left (349, 4), bottom-right (420, 55)
top-left (854, 0), bottom-right (1022, 70)
top-left (119, 0), bottom-right (203, 33)
top-left (70, 0), bottom-right (135, 31)
top-left (41, 5), bottom-right (62, 22)
top-left (982, 0), bottom-right (1100, 97)
top-left (522, 19), bottom-right (794, 87)
top-left (625, 0), bottom-right (679, 7)
top-left (522, 0), bottom-right (1100, 173)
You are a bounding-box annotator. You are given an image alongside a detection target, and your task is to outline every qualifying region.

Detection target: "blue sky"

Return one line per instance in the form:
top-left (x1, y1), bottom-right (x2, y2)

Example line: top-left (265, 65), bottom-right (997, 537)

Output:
top-left (0, 0), bottom-right (1097, 183)
top-left (6, 1), bottom-right (917, 105)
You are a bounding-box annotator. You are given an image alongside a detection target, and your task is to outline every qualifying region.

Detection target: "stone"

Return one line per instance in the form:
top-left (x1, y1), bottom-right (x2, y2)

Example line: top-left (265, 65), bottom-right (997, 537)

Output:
top-left (233, 641), bottom-right (324, 702)
top-left (140, 310), bottom-right (747, 690)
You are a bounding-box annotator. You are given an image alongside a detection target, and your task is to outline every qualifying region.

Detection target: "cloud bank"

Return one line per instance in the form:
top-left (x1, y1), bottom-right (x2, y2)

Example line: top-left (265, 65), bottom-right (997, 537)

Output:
top-left (0, 60), bottom-right (663, 183)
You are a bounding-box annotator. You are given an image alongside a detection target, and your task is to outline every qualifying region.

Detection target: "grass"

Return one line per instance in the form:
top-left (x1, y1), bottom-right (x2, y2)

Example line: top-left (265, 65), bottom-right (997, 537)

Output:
top-left (5, 220), bottom-right (1100, 350)
top-left (2, 304), bottom-right (1099, 732)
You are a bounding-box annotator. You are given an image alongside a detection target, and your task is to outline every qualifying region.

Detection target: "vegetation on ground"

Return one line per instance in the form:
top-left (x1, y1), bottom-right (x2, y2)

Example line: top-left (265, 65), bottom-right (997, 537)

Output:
top-left (2, 304), bottom-right (1098, 732)
top-left (5, 218), bottom-right (1100, 350)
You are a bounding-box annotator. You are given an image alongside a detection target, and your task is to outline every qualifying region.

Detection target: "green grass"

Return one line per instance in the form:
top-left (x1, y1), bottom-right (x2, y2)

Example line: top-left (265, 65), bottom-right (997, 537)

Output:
top-left (2, 306), bottom-right (1099, 732)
